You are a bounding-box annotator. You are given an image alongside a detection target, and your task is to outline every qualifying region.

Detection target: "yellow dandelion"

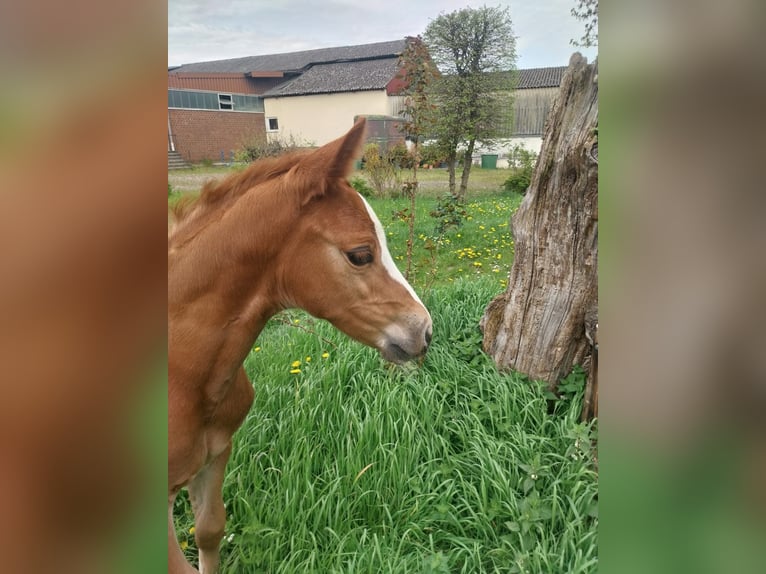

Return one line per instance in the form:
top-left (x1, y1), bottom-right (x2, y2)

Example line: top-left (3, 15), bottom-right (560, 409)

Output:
top-left (305, 356), bottom-right (311, 362)
top-left (291, 360), bottom-right (301, 368)
top-left (254, 346), bottom-right (261, 352)
top-left (290, 368), bottom-right (301, 374)
top-left (180, 540), bottom-right (189, 551)
top-left (294, 319), bottom-right (300, 324)
top-left (189, 526), bottom-right (196, 534)
top-left (322, 352), bottom-right (330, 359)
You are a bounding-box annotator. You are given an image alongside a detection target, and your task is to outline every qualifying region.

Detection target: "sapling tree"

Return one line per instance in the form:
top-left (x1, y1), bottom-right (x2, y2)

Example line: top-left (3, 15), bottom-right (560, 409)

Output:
top-left (397, 36), bottom-right (439, 280)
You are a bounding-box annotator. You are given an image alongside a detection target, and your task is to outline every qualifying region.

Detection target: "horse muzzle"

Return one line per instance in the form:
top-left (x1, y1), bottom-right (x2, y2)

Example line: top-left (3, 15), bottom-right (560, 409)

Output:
top-left (379, 318), bottom-right (432, 364)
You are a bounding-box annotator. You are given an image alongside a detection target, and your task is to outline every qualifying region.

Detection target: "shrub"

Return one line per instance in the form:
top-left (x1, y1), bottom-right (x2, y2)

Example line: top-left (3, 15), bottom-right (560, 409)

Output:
top-left (503, 144), bottom-right (538, 195)
top-left (419, 142), bottom-right (446, 167)
top-left (430, 194), bottom-right (467, 235)
top-left (387, 142), bottom-right (415, 169)
top-left (349, 176), bottom-right (375, 198)
top-left (362, 142), bottom-right (401, 197)
top-left (503, 170), bottom-right (532, 194)
top-left (235, 133), bottom-right (312, 163)
top-left (506, 144), bottom-right (538, 170)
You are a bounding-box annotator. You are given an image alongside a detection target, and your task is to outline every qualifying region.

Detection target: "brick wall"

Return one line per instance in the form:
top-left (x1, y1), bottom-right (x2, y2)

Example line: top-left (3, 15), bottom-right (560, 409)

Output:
top-left (168, 109), bottom-right (265, 163)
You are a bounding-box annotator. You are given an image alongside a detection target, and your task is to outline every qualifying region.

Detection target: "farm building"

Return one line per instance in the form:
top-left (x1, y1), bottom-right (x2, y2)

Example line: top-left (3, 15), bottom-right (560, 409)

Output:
top-left (168, 39), bottom-right (412, 163)
top-left (472, 65), bottom-right (569, 166)
top-left (504, 65), bottom-right (568, 151)
top-left (168, 38), bottom-right (567, 166)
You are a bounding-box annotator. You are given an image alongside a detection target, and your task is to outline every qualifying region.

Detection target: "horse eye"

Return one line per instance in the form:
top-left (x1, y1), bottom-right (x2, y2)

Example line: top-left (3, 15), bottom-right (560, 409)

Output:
top-left (346, 247), bottom-right (373, 267)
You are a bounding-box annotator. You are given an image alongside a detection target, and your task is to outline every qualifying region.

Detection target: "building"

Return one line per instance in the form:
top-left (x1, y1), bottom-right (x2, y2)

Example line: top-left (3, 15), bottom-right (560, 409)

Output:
top-left (168, 39), bottom-right (567, 166)
top-left (168, 39), bottom-right (412, 163)
top-left (471, 65), bottom-right (568, 166)
top-left (504, 65), bottom-right (568, 153)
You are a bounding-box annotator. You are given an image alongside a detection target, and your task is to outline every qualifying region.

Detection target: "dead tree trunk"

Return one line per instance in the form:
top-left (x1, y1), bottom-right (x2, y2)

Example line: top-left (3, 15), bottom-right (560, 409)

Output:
top-left (480, 54), bottom-right (598, 416)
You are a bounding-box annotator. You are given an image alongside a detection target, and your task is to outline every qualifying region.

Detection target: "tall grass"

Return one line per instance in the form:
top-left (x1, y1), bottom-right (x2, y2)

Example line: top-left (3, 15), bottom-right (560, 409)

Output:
top-left (169, 171), bottom-right (597, 572)
top-left (173, 277), bottom-right (598, 573)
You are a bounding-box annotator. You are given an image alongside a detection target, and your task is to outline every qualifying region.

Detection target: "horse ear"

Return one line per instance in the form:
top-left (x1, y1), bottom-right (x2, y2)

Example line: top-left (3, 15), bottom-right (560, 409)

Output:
top-left (323, 117), bottom-right (367, 180)
top-left (290, 118), bottom-right (367, 205)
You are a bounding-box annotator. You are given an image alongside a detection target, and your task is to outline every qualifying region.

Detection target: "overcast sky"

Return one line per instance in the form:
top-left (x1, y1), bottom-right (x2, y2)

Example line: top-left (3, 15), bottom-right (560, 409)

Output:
top-left (168, 1), bottom-right (597, 70)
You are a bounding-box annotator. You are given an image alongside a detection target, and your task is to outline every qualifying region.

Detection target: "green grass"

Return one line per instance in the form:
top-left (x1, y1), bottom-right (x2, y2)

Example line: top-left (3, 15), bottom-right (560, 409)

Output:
top-left (170, 169), bottom-right (597, 572)
top-left (369, 192), bottom-right (521, 293)
top-left (172, 278), bottom-right (598, 573)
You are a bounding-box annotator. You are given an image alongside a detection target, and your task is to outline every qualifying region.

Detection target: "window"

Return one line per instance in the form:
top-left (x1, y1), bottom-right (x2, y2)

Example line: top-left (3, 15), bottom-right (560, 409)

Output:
top-left (168, 89), bottom-right (264, 113)
top-left (218, 94), bottom-right (233, 110)
top-left (267, 117), bottom-right (279, 131)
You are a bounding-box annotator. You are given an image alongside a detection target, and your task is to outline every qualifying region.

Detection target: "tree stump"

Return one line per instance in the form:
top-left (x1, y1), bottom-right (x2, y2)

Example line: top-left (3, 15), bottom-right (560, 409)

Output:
top-left (480, 53), bottom-right (598, 417)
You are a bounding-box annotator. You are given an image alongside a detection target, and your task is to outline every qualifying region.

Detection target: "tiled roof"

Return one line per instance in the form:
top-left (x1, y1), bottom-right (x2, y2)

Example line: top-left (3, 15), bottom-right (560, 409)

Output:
top-left (263, 58), bottom-right (400, 97)
top-left (170, 39), bottom-right (407, 74)
top-left (516, 66), bottom-right (568, 89)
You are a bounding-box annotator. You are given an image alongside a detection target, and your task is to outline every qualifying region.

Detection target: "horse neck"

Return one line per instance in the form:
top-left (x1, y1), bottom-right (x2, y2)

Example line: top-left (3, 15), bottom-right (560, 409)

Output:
top-left (169, 185), bottom-right (297, 381)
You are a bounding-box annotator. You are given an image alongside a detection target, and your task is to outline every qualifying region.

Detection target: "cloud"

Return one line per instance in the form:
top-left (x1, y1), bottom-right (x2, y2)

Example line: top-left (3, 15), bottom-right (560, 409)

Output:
top-left (168, 0), bottom-right (597, 68)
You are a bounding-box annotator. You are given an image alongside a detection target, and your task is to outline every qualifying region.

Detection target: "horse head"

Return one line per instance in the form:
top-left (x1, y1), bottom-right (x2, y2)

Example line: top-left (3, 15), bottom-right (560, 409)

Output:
top-left (275, 119), bottom-right (432, 363)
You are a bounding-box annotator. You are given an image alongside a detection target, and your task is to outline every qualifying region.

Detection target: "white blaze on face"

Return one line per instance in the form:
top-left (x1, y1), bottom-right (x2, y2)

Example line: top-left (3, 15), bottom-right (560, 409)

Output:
top-left (358, 194), bottom-right (429, 313)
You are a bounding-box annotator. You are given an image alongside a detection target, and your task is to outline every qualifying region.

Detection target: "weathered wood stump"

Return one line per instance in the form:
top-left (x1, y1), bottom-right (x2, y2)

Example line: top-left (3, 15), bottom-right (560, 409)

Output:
top-left (480, 53), bottom-right (598, 419)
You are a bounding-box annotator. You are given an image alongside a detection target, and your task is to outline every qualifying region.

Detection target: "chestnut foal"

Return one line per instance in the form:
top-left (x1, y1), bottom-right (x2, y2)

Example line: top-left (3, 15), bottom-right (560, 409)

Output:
top-left (168, 119), bottom-right (432, 573)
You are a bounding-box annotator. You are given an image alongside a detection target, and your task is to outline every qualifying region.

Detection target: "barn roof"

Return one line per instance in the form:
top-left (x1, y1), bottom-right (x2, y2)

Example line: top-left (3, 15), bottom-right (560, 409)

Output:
top-left (170, 39), bottom-right (407, 75)
top-left (262, 58), bottom-right (401, 97)
top-left (516, 66), bottom-right (568, 89)
top-left (169, 40), bottom-right (567, 98)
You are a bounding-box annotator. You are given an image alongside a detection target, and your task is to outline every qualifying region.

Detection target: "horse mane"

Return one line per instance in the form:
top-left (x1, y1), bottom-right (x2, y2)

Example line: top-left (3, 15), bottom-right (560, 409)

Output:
top-left (170, 150), bottom-right (311, 245)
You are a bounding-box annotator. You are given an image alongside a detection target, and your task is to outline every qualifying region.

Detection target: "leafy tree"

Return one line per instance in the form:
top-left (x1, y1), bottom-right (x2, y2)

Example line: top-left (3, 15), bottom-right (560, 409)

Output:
top-left (571, 0), bottom-right (598, 48)
top-left (424, 6), bottom-right (516, 201)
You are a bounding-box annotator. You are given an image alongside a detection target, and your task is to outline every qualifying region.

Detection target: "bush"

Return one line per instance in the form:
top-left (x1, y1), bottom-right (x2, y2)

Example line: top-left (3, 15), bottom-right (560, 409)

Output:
top-left (349, 176), bottom-right (375, 198)
top-left (503, 144), bottom-right (538, 195)
top-left (418, 142), bottom-right (446, 167)
top-left (429, 194), bottom-right (467, 235)
top-left (503, 170), bottom-right (532, 194)
top-left (362, 142), bottom-right (401, 198)
top-left (387, 142), bottom-right (415, 170)
top-left (506, 144), bottom-right (538, 170)
top-left (235, 133), bottom-right (312, 163)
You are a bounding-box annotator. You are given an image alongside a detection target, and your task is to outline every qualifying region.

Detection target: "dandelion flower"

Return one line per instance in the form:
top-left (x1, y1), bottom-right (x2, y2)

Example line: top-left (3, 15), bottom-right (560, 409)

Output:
top-left (189, 526), bottom-right (195, 534)
top-left (322, 352), bottom-right (330, 359)
top-left (290, 368), bottom-right (301, 374)
top-left (305, 356), bottom-right (311, 362)
top-left (291, 360), bottom-right (301, 368)
top-left (180, 541), bottom-right (189, 551)
top-left (254, 346), bottom-right (261, 352)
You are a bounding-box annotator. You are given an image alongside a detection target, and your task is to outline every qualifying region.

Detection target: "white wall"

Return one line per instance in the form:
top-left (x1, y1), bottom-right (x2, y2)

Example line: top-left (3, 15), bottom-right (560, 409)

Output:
top-left (264, 91), bottom-right (391, 146)
top-left (472, 137), bottom-right (543, 168)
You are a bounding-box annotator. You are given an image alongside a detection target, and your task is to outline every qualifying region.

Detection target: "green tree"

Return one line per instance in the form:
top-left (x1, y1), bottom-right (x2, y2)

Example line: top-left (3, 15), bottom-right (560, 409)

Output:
top-left (424, 5), bottom-right (516, 201)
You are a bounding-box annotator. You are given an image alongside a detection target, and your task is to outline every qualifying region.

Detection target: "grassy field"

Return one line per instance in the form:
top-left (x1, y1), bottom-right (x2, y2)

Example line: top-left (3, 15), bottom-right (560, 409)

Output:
top-left (170, 166), bottom-right (598, 573)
